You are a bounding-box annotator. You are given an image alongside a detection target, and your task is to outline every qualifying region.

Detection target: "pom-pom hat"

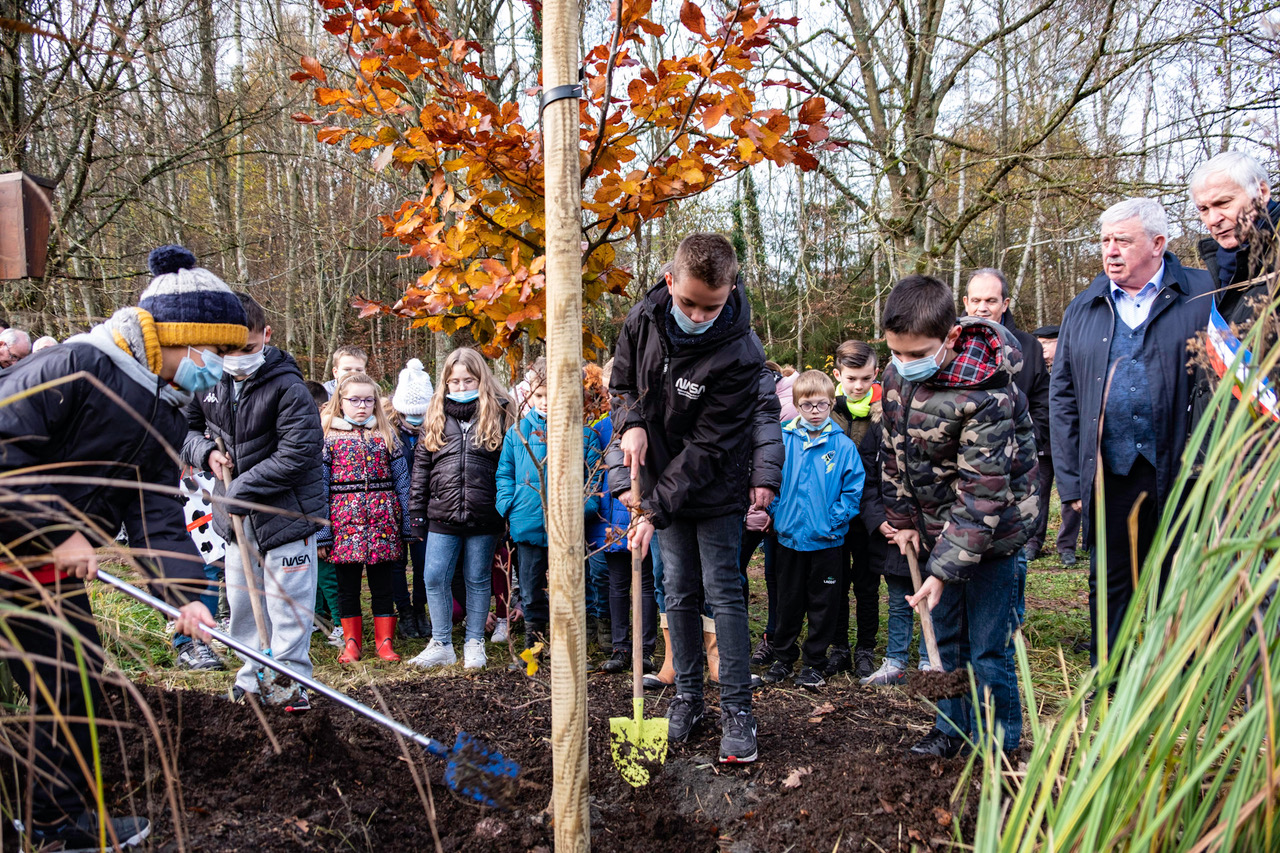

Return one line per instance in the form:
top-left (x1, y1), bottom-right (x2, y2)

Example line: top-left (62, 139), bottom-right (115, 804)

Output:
top-left (138, 245), bottom-right (248, 349)
top-left (392, 358), bottom-right (434, 415)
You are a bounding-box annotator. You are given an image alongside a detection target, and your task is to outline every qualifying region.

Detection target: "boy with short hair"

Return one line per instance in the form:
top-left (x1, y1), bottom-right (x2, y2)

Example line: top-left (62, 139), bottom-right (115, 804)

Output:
top-left (760, 370), bottom-right (864, 689)
top-left (609, 232), bottom-right (780, 763)
top-left (323, 344), bottom-right (369, 396)
top-left (0, 245), bottom-right (245, 849)
top-left (182, 292), bottom-right (326, 710)
top-left (828, 340), bottom-right (884, 678)
top-left (880, 274), bottom-right (1037, 757)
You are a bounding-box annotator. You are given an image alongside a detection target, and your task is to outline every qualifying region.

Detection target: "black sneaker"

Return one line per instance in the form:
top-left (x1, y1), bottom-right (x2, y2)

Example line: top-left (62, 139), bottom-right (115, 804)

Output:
top-left (718, 707), bottom-right (758, 763)
top-left (666, 693), bottom-right (705, 742)
top-left (398, 611), bottom-right (422, 639)
top-left (641, 656), bottom-right (655, 674)
top-left (601, 650), bottom-right (628, 673)
top-left (1059, 550), bottom-right (1077, 566)
top-left (177, 639), bottom-right (224, 671)
top-left (760, 660), bottom-right (791, 684)
top-left (21, 812), bottom-right (151, 851)
top-left (229, 685), bottom-right (261, 706)
top-left (750, 635), bottom-right (774, 666)
top-left (794, 666), bottom-right (826, 689)
top-left (853, 648), bottom-right (876, 679)
top-left (284, 688), bottom-right (310, 714)
top-left (824, 647), bottom-right (851, 676)
top-left (909, 727), bottom-right (965, 758)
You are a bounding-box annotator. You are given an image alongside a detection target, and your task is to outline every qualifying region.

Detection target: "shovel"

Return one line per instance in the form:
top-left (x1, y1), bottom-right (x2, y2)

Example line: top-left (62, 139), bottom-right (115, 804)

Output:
top-left (609, 473), bottom-right (668, 787)
top-left (213, 436), bottom-right (293, 706)
top-left (96, 567), bottom-right (521, 808)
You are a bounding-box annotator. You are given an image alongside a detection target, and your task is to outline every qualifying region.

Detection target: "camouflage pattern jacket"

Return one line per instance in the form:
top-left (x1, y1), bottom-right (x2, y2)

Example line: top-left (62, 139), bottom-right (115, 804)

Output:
top-left (880, 317), bottom-right (1039, 583)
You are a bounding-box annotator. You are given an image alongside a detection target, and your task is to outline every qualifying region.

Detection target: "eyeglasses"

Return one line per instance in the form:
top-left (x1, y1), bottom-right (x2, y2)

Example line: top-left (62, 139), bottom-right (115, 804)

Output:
top-left (343, 397), bottom-right (376, 407)
top-left (798, 400), bottom-right (832, 413)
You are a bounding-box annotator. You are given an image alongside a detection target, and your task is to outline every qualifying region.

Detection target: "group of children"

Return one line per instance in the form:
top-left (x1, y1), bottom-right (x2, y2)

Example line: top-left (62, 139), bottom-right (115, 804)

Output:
top-left (175, 236), bottom-right (1034, 767)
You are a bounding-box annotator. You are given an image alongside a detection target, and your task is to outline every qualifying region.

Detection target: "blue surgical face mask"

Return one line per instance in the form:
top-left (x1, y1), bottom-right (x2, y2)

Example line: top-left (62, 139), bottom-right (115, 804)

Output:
top-left (892, 343), bottom-right (946, 383)
top-left (447, 389), bottom-right (480, 403)
top-left (670, 296), bottom-right (721, 336)
top-left (173, 348), bottom-right (224, 394)
top-left (404, 414), bottom-right (425, 426)
top-left (347, 414), bottom-right (376, 428)
top-left (804, 416), bottom-right (832, 433)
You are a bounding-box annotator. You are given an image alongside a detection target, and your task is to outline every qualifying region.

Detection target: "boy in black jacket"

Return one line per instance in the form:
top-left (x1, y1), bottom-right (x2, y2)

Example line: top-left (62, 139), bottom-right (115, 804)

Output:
top-left (183, 293), bottom-right (325, 710)
top-left (0, 246), bottom-right (247, 850)
top-left (609, 233), bottom-right (778, 764)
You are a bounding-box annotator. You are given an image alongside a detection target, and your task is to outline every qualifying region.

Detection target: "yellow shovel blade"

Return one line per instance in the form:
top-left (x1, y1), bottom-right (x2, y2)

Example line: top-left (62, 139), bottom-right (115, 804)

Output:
top-left (609, 696), bottom-right (669, 788)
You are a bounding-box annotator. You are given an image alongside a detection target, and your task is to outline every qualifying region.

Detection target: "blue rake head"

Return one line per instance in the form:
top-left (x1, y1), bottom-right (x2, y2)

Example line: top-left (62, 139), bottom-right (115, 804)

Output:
top-left (442, 731), bottom-right (520, 809)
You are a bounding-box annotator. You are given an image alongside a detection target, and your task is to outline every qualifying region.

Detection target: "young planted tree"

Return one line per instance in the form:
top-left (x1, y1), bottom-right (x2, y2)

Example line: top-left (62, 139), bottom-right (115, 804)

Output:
top-left (292, 0), bottom-right (838, 368)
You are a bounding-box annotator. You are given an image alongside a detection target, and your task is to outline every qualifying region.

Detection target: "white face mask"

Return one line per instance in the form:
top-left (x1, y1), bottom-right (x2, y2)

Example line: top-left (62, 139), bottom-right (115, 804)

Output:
top-left (223, 350), bottom-right (266, 379)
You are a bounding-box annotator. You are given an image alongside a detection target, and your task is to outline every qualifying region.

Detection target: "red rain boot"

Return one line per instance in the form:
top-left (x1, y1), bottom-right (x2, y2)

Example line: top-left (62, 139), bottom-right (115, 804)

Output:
top-left (374, 616), bottom-right (401, 662)
top-left (338, 617), bottom-right (363, 664)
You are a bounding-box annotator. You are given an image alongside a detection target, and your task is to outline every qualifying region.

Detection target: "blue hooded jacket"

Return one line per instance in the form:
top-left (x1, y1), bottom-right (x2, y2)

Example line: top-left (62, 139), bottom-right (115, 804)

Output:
top-left (587, 414), bottom-right (631, 552)
top-left (496, 408), bottom-right (603, 546)
top-left (771, 416), bottom-right (865, 552)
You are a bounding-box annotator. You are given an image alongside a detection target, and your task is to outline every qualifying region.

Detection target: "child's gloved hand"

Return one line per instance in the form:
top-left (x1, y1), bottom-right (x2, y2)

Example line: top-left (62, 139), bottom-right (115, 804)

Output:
top-left (745, 507), bottom-right (771, 532)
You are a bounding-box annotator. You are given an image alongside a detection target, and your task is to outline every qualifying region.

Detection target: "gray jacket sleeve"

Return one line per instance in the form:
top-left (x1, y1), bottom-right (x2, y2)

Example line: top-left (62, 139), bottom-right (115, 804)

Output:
top-left (182, 397), bottom-right (217, 471)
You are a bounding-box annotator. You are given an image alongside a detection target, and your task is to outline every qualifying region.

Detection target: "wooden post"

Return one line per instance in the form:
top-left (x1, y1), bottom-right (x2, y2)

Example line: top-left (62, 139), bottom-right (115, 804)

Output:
top-left (0, 173), bottom-right (56, 280)
top-left (541, 0), bottom-right (588, 849)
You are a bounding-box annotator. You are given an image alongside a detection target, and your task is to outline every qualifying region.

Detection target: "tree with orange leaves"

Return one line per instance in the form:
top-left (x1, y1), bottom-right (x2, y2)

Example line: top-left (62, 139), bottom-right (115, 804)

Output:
top-left (293, 0), bottom-right (837, 370)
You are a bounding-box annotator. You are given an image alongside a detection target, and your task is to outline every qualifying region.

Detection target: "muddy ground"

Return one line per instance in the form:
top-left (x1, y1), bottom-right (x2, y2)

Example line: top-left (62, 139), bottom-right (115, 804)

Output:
top-left (89, 670), bottom-right (975, 852)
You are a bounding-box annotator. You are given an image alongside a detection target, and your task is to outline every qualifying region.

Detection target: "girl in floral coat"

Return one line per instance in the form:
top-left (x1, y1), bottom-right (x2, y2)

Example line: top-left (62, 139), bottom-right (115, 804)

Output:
top-left (318, 373), bottom-right (412, 663)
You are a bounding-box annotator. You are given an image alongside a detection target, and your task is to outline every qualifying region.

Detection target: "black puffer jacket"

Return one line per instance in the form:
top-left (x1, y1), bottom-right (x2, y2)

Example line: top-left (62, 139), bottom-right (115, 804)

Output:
top-left (607, 278), bottom-right (768, 528)
top-left (182, 346), bottom-right (326, 552)
top-left (749, 366), bottom-right (784, 493)
top-left (407, 399), bottom-right (506, 538)
top-left (0, 337), bottom-right (205, 591)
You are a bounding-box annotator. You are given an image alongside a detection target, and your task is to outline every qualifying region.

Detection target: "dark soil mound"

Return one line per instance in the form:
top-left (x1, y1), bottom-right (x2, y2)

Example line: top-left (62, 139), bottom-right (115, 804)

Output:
top-left (96, 672), bottom-right (973, 851)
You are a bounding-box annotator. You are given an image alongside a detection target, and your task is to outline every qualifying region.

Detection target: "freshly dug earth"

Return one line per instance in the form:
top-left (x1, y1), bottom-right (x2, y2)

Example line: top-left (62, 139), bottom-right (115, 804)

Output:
top-left (97, 672), bottom-right (974, 851)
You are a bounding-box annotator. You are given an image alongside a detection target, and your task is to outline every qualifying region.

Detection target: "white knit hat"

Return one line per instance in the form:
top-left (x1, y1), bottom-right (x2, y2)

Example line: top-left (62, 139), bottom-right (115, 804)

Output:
top-left (392, 358), bottom-right (434, 415)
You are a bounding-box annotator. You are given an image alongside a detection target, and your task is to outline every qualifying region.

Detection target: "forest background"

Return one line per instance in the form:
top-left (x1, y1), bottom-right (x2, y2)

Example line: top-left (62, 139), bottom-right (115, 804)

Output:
top-left (3, 0), bottom-right (1280, 380)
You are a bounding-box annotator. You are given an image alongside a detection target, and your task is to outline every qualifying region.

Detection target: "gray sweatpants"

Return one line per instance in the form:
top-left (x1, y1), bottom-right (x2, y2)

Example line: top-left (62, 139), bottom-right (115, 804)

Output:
top-left (224, 524), bottom-right (317, 697)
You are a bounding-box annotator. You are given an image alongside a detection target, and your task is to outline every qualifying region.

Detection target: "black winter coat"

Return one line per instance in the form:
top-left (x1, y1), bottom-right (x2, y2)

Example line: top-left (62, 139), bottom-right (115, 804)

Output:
top-left (749, 367), bottom-right (784, 493)
top-left (0, 338), bottom-right (205, 590)
top-left (1003, 314), bottom-right (1051, 455)
top-left (853, 405), bottom-right (908, 578)
top-left (607, 278), bottom-right (769, 527)
top-left (1049, 252), bottom-right (1213, 541)
top-left (182, 346), bottom-right (326, 553)
top-left (407, 404), bottom-right (505, 538)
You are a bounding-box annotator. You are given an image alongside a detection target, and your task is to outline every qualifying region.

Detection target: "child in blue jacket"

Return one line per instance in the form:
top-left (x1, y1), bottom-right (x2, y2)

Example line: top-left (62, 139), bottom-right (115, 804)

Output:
top-left (761, 370), bottom-right (865, 689)
top-left (496, 362), bottom-right (602, 652)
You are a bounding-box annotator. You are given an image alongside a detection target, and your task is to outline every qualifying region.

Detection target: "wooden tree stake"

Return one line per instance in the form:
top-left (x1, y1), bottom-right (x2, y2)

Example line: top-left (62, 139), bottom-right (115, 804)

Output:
top-left (542, 0), bottom-right (589, 849)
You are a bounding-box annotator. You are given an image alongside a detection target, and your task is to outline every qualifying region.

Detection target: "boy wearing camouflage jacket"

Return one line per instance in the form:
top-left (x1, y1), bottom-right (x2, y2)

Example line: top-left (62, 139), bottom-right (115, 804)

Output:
top-left (879, 275), bottom-right (1038, 758)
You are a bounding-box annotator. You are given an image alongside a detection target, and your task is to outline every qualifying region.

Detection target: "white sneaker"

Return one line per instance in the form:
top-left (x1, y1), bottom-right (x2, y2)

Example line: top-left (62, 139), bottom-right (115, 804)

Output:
top-left (408, 639), bottom-right (457, 669)
top-left (919, 660), bottom-right (933, 672)
top-left (491, 618), bottom-right (509, 644)
top-left (463, 638), bottom-right (487, 670)
top-left (326, 625), bottom-right (344, 648)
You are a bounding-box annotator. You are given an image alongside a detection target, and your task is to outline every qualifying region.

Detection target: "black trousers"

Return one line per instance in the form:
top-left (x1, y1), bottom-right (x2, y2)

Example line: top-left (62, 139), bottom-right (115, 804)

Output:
top-left (605, 551), bottom-right (657, 655)
top-left (1, 575), bottom-right (104, 825)
top-left (835, 526), bottom-right (880, 651)
top-left (1027, 453), bottom-right (1053, 553)
top-left (335, 560), bottom-right (398, 618)
top-left (772, 544), bottom-right (843, 668)
top-left (1089, 456), bottom-right (1164, 665)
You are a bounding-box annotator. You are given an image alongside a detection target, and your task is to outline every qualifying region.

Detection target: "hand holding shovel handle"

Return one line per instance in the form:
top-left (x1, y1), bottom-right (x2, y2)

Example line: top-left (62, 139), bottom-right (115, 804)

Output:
top-left (905, 546), bottom-right (944, 671)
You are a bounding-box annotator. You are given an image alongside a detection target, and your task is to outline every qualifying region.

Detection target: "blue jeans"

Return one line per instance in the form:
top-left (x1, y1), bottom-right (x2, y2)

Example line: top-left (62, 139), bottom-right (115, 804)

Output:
top-left (932, 553), bottom-right (1022, 751)
top-left (424, 532), bottom-right (499, 644)
top-left (883, 573), bottom-right (915, 667)
top-left (651, 533), bottom-right (666, 614)
top-left (516, 543), bottom-right (550, 628)
top-left (658, 515), bottom-right (751, 710)
top-left (173, 563), bottom-right (224, 648)
top-left (739, 528), bottom-right (777, 634)
top-left (587, 550), bottom-right (609, 619)
top-left (1015, 552), bottom-right (1027, 624)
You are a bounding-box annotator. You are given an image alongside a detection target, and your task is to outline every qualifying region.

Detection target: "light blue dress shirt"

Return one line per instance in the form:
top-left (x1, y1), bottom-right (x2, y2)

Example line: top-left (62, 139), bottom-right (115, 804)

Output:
top-left (1109, 261), bottom-right (1165, 328)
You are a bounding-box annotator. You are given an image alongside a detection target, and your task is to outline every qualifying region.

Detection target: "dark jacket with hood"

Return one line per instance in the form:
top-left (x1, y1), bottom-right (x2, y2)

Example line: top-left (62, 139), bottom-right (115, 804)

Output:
top-left (1049, 252), bottom-right (1213, 540)
top-left (182, 345), bottom-right (326, 553)
top-left (1002, 312), bottom-right (1051, 455)
top-left (606, 277), bottom-right (772, 528)
top-left (0, 334), bottom-right (206, 591)
top-left (1198, 198), bottom-right (1280, 329)
top-left (881, 317), bottom-right (1040, 583)
top-left (407, 397), bottom-right (508, 538)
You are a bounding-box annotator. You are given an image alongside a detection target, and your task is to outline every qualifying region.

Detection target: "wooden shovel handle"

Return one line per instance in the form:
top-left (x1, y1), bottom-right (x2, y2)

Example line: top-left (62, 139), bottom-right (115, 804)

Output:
top-left (905, 547), bottom-right (944, 671)
top-left (630, 472), bottom-right (644, 703)
top-left (215, 437), bottom-right (271, 648)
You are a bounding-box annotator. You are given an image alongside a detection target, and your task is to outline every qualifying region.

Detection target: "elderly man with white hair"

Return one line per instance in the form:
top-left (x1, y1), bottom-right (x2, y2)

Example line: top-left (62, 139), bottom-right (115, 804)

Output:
top-left (1049, 198), bottom-right (1213, 664)
top-left (1191, 150), bottom-right (1278, 327)
top-left (0, 328), bottom-right (32, 371)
